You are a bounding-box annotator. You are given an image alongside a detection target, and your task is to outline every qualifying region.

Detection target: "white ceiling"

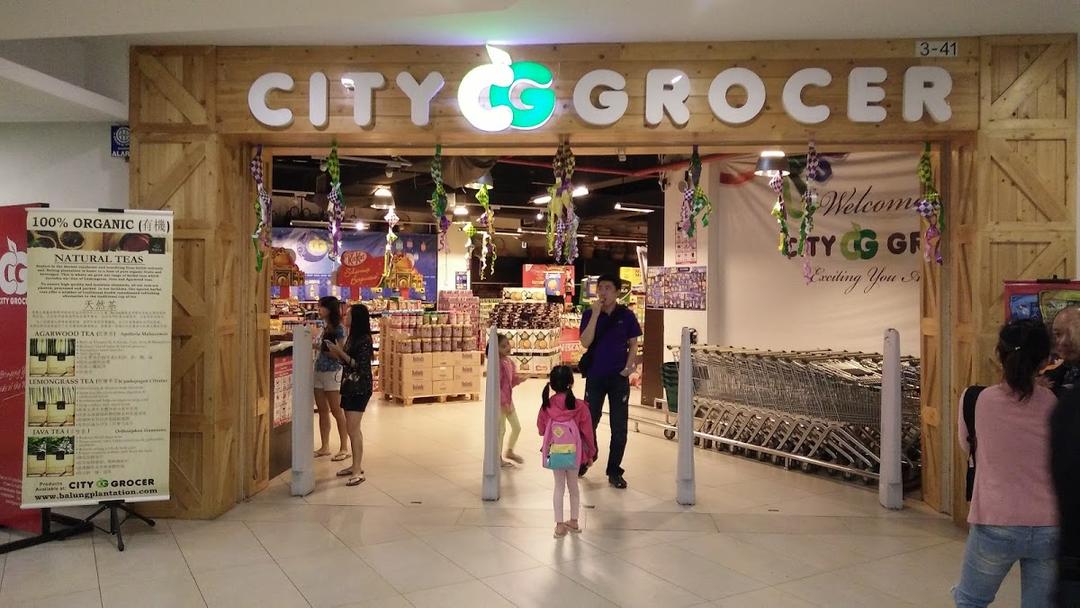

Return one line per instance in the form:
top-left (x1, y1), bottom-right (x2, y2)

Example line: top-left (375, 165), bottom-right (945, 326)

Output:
top-left (2, 0), bottom-right (1078, 45)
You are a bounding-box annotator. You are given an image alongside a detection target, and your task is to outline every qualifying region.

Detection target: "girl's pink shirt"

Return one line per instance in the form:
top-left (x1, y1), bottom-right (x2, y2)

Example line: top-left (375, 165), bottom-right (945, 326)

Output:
top-left (499, 356), bottom-right (521, 412)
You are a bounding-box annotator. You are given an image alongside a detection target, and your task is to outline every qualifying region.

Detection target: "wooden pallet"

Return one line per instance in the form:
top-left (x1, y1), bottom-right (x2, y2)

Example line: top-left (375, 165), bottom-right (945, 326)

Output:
top-left (382, 392), bottom-right (479, 406)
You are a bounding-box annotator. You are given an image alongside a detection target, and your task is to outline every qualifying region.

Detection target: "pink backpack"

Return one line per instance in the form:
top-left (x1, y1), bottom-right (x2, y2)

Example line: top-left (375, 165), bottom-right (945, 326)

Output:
top-left (542, 417), bottom-right (581, 470)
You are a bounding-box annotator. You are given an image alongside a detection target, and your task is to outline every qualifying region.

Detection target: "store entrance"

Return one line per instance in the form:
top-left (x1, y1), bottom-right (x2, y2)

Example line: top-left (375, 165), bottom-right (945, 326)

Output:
top-left (258, 145), bottom-right (929, 504)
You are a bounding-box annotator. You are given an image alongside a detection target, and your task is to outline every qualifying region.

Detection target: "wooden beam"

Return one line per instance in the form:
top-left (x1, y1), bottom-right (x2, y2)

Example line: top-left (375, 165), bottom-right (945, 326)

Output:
top-left (990, 43), bottom-right (1072, 121)
top-left (143, 142), bottom-right (207, 210)
top-left (136, 54), bottom-right (209, 125)
top-left (987, 138), bottom-right (1067, 222)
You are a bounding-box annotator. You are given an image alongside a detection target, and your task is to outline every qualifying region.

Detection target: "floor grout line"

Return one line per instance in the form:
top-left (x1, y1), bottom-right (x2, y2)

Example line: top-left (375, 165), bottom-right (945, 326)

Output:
top-left (240, 520), bottom-right (313, 608)
top-left (167, 521), bottom-right (210, 608)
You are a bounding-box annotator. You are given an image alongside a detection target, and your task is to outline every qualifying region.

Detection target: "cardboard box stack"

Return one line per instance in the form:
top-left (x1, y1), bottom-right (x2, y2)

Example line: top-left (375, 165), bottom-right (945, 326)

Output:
top-left (380, 311), bottom-right (483, 405)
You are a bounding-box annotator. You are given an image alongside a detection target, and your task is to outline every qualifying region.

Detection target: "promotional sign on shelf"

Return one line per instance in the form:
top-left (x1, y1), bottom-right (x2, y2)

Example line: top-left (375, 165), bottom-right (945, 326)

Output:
top-left (0, 204), bottom-right (42, 533)
top-left (22, 209), bottom-right (173, 509)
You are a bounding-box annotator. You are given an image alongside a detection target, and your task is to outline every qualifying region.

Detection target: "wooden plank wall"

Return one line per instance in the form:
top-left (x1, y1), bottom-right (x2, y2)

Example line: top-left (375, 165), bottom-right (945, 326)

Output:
top-left (948, 34), bottom-right (1076, 521)
top-left (128, 35), bottom-right (1076, 519)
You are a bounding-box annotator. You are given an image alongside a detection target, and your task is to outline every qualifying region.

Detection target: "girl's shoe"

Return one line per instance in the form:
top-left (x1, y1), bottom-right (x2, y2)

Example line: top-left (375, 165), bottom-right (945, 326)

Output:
top-left (565, 519), bottom-right (581, 533)
top-left (553, 523), bottom-right (569, 538)
top-left (505, 450), bottom-right (524, 464)
top-left (500, 460), bottom-right (515, 469)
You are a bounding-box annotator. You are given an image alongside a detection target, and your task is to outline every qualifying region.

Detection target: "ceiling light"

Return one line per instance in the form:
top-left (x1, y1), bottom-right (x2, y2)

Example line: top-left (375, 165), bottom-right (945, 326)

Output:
top-left (352, 222), bottom-right (366, 231)
top-left (371, 202), bottom-right (395, 211)
top-left (614, 203), bottom-right (654, 214)
top-left (532, 194), bottom-right (552, 205)
top-left (373, 186), bottom-right (393, 198)
top-left (593, 235), bottom-right (647, 244)
top-left (754, 151), bottom-right (791, 177)
top-left (341, 77), bottom-right (355, 90)
top-left (464, 173), bottom-right (494, 190)
top-left (453, 204), bottom-right (469, 216)
top-left (536, 212), bottom-right (544, 220)
top-left (493, 231), bottom-right (520, 237)
top-left (518, 228), bottom-right (547, 235)
top-left (572, 186), bottom-right (589, 197)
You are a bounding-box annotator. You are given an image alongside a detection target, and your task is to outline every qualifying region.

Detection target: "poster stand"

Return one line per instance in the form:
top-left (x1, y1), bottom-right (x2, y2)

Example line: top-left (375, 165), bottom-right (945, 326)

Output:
top-left (84, 500), bottom-right (155, 552)
top-left (0, 509), bottom-right (93, 554)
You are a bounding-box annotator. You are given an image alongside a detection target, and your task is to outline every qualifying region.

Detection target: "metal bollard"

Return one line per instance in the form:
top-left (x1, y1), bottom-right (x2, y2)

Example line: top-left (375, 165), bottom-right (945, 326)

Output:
top-left (676, 327), bottom-right (696, 505)
top-left (481, 326), bottom-right (501, 501)
top-left (291, 325), bottom-right (315, 497)
top-left (879, 328), bottom-right (903, 510)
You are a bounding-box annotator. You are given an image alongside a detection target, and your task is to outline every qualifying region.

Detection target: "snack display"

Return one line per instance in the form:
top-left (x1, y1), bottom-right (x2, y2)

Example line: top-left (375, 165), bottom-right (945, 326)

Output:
top-left (490, 302), bottom-right (562, 330)
top-left (379, 310), bottom-right (483, 405)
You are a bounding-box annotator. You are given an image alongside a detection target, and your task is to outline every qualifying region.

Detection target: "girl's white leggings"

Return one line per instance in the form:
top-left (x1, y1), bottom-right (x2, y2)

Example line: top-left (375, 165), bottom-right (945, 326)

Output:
top-left (552, 469), bottom-right (580, 522)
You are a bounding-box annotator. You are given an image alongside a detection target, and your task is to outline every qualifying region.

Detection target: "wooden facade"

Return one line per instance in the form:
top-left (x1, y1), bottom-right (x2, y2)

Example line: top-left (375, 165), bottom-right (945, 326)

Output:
top-left (129, 36), bottom-right (1076, 520)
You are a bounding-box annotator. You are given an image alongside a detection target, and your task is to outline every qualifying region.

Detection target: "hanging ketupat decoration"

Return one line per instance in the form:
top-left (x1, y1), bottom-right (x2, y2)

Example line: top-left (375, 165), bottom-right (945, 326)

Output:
top-left (380, 206), bottom-right (400, 285)
top-left (915, 142), bottom-right (944, 264)
top-left (475, 184), bottom-right (497, 279)
top-left (248, 145), bottom-right (272, 271)
top-left (325, 143), bottom-right (344, 262)
top-left (685, 147), bottom-right (713, 238)
top-left (769, 172), bottom-right (792, 257)
top-left (429, 145), bottom-right (450, 251)
top-left (547, 142), bottom-right (580, 264)
top-left (797, 141), bottom-right (821, 283)
top-left (462, 221), bottom-right (477, 269)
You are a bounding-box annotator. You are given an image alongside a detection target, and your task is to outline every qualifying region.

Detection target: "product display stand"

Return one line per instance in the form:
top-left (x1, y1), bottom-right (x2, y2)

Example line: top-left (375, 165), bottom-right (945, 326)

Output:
top-left (0, 508), bottom-right (93, 554)
top-left (85, 500), bottom-right (155, 552)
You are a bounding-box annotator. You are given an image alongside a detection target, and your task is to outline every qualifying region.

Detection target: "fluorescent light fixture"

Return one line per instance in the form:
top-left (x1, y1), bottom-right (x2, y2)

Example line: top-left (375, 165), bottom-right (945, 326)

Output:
top-left (532, 194), bottom-right (552, 205)
top-left (341, 76), bottom-right (355, 90)
top-left (614, 203), bottom-right (654, 214)
top-left (371, 202), bottom-right (394, 211)
top-left (493, 231), bottom-right (520, 237)
top-left (533, 187), bottom-right (586, 204)
top-left (572, 185), bottom-right (589, 197)
top-left (754, 150), bottom-right (791, 177)
top-left (593, 235), bottom-right (647, 244)
top-left (351, 222), bottom-right (366, 231)
top-left (465, 173), bottom-right (494, 190)
top-left (453, 204), bottom-right (469, 216)
top-left (373, 186), bottom-right (393, 198)
top-left (517, 228), bottom-right (547, 235)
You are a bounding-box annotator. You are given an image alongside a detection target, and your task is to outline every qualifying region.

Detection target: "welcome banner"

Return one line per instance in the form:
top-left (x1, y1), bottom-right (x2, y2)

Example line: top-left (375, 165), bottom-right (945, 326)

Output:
top-left (22, 209), bottom-right (173, 508)
top-left (713, 151), bottom-right (921, 355)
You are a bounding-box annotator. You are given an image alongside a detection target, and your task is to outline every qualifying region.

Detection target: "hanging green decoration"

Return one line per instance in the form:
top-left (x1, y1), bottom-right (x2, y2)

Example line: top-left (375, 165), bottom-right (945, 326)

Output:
top-left (547, 142), bottom-right (580, 263)
top-left (380, 206), bottom-right (400, 285)
top-left (685, 146), bottom-right (713, 238)
top-left (474, 184), bottom-right (497, 279)
top-left (248, 145), bottom-right (271, 272)
top-left (325, 142), bottom-right (344, 262)
top-left (769, 172), bottom-right (792, 257)
top-left (429, 144), bottom-right (450, 251)
top-left (915, 142), bottom-right (944, 264)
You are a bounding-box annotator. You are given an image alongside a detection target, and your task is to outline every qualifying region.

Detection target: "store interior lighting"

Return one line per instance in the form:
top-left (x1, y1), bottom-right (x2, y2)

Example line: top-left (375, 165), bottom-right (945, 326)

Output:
top-left (373, 186), bottom-right (393, 197)
top-left (453, 204), bottom-right (469, 216)
top-left (614, 202), bottom-right (654, 214)
top-left (464, 173), bottom-right (494, 190)
top-left (532, 186), bottom-right (588, 205)
top-left (593, 235), bottom-right (646, 244)
top-left (754, 150), bottom-right (791, 177)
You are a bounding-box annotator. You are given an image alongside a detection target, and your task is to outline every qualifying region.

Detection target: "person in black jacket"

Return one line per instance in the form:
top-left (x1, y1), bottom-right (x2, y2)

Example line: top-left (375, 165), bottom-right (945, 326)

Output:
top-left (1052, 387), bottom-right (1080, 606)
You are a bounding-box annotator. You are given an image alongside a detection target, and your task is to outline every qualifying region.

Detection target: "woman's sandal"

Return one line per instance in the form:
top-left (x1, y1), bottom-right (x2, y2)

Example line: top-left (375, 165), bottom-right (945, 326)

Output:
top-left (314, 449), bottom-right (331, 458)
top-left (336, 468), bottom-right (365, 477)
top-left (331, 452), bottom-right (350, 462)
top-left (346, 474), bottom-right (365, 487)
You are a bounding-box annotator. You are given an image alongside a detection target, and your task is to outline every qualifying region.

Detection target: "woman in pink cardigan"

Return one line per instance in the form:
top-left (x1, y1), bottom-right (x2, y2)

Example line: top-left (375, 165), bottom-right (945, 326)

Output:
top-left (954, 319), bottom-right (1059, 607)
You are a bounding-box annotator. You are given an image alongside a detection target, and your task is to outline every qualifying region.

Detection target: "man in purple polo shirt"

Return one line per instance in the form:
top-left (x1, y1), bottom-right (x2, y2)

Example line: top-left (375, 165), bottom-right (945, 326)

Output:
top-left (579, 274), bottom-right (641, 489)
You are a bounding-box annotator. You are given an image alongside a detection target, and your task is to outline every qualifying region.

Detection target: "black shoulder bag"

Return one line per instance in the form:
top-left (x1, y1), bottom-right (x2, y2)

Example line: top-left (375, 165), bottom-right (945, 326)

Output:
top-left (963, 385), bottom-right (986, 502)
top-left (577, 305), bottom-right (624, 376)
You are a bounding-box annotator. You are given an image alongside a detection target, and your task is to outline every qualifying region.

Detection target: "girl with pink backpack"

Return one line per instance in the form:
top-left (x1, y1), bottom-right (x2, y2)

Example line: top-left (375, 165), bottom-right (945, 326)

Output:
top-left (537, 365), bottom-right (597, 538)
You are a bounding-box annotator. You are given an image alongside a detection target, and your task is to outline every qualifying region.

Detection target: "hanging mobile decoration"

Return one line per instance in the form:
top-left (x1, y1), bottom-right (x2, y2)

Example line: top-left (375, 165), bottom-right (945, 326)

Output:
top-left (462, 221), bottom-right (477, 269)
top-left (325, 143), bottom-right (344, 262)
top-left (546, 142), bottom-right (580, 263)
top-left (915, 142), bottom-right (944, 264)
top-left (474, 184), bottom-right (497, 279)
top-left (248, 145), bottom-right (272, 271)
top-left (797, 140), bottom-right (821, 283)
top-left (380, 205), bottom-right (400, 285)
top-left (429, 144), bottom-right (450, 251)
top-left (769, 172), bottom-right (792, 257)
top-left (685, 146), bottom-right (713, 238)
top-left (678, 184), bottom-right (692, 235)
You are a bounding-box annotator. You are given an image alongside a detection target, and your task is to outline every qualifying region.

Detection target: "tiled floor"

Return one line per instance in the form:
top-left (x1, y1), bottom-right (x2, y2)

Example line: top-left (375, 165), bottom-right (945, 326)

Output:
top-left (0, 379), bottom-right (1020, 607)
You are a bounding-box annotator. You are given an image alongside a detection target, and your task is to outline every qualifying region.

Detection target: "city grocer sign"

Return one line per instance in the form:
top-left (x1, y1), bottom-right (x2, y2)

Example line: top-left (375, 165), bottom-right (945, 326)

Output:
top-left (247, 45), bottom-right (956, 133)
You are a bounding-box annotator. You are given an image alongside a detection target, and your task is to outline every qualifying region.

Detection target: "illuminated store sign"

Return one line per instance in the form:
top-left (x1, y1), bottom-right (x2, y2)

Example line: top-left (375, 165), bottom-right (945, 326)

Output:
top-left (248, 47), bottom-right (954, 131)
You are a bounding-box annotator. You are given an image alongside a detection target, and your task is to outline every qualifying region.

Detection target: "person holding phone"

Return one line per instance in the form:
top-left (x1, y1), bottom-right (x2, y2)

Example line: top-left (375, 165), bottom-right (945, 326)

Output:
top-left (313, 296), bottom-right (349, 462)
top-left (578, 274), bottom-right (640, 489)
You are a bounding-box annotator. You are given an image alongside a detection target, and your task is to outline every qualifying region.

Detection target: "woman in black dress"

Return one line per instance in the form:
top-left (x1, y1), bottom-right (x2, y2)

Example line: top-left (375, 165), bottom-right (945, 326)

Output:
top-left (327, 304), bottom-right (373, 486)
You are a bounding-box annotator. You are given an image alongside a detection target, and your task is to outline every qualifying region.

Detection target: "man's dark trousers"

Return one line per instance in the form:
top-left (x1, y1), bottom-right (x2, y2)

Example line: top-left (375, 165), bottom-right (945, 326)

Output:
top-left (585, 372), bottom-right (630, 477)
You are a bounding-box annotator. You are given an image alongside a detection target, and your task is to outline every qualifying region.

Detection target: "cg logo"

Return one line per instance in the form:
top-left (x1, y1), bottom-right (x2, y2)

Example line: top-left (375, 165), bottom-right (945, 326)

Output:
top-left (840, 223), bottom-right (879, 261)
top-left (97, 479), bottom-right (109, 488)
top-left (0, 237), bottom-right (28, 296)
top-left (457, 46), bottom-right (556, 132)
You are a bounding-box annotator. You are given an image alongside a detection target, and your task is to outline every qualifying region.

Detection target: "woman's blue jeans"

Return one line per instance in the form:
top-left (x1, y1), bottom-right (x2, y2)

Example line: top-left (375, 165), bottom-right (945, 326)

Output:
top-left (953, 524), bottom-right (1059, 608)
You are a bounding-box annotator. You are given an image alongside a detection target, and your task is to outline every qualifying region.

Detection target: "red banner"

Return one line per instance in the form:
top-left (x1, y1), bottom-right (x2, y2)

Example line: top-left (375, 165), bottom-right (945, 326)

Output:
top-left (336, 249), bottom-right (385, 289)
top-left (0, 204), bottom-right (41, 533)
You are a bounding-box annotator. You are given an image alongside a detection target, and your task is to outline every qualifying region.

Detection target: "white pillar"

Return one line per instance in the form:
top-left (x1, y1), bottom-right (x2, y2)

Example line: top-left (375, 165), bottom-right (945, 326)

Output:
top-left (879, 328), bottom-right (903, 510)
top-left (291, 325), bottom-right (315, 496)
top-left (481, 326), bottom-right (501, 500)
top-left (676, 327), bottom-right (696, 505)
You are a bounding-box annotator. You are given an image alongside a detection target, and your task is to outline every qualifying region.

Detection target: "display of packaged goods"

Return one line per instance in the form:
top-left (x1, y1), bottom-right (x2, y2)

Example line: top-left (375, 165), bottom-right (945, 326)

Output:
top-left (490, 302), bottom-right (562, 329)
top-left (437, 290), bottom-right (482, 350)
top-left (501, 287), bottom-right (548, 302)
top-left (496, 328), bottom-right (561, 352)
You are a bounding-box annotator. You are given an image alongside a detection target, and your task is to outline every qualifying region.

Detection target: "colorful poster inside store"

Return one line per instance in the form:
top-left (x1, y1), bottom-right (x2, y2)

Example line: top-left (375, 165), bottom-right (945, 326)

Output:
top-left (522, 264), bottom-right (574, 295)
top-left (714, 151), bottom-right (921, 355)
top-left (22, 209), bottom-right (173, 508)
top-left (619, 267), bottom-right (643, 289)
top-left (0, 204), bottom-right (41, 533)
top-left (454, 271), bottom-right (469, 291)
top-left (544, 271), bottom-right (565, 297)
top-left (272, 354), bottom-right (293, 428)
top-left (675, 230), bottom-right (697, 265)
top-left (646, 266), bottom-right (707, 310)
top-left (272, 228), bottom-right (437, 302)
top-left (581, 276), bottom-right (598, 300)
top-left (1004, 281), bottom-right (1080, 326)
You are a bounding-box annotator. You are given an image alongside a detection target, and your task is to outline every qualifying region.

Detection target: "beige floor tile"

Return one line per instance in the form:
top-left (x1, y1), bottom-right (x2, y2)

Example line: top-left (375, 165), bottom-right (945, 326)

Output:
top-left (333, 595), bottom-right (413, 608)
top-left (0, 538), bottom-right (99, 603)
top-left (171, 520), bottom-right (273, 573)
top-left (302, 477), bottom-right (403, 507)
top-left (488, 525), bottom-right (609, 565)
top-left (578, 528), bottom-right (701, 553)
top-left (101, 573), bottom-right (205, 608)
top-left (675, 533), bottom-right (825, 584)
top-left (776, 568), bottom-right (920, 607)
top-left (555, 553), bottom-right (705, 608)
top-left (5, 589), bottom-right (103, 608)
top-left (585, 509), bottom-right (717, 532)
top-left (354, 537), bottom-right (474, 593)
top-left (615, 543), bottom-right (769, 600)
top-left (245, 521), bottom-right (346, 560)
top-left (92, 527), bottom-right (189, 586)
top-left (194, 562), bottom-right (308, 608)
top-left (276, 547), bottom-right (399, 607)
top-left (405, 579), bottom-right (514, 607)
top-left (419, 527), bottom-right (542, 577)
top-left (710, 587), bottom-right (820, 608)
top-left (482, 565), bottom-right (617, 608)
